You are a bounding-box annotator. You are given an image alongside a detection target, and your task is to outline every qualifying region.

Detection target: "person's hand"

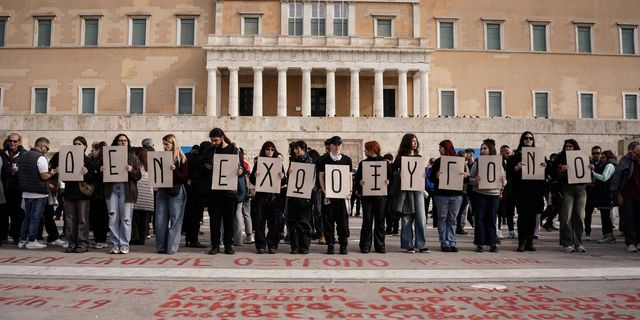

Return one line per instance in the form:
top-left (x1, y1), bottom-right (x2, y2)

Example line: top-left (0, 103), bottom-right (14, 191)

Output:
top-left (126, 165), bottom-right (133, 172)
top-left (617, 194), bottom-right (624, 206)
top-left (359, 180), bottom-right (365, 186)
top-left (100, 165), bottom-right (105, 172)
top-left (236, 167), bottom-right (243, 176)
top-left (81, 167), bottom-right (88, 175)
top-left (588, 164), bottom-right (595, 171)
top-left (205, 163), bottom-right (212, 170)
top-left (170, 164), bottom-right (176, 170)
top-left (515, 162), bottom-right (524, 172)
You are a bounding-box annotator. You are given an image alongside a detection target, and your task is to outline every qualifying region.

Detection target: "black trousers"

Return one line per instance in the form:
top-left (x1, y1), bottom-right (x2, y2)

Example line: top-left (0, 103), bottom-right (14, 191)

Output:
top-left (287, 200), bottom-right (312, 252)
top-left (131, 209), bottom-right (151, 244)
top-left (255, 194), bottom-right (283, 251)
top-left (499, 184), bottom-right (516, 231)
top-left (621, 198), bottom-right (640, 246)
top-left (90, 198), bottom-right (109, 243)
top-left (322, 200), bottom-right (350, 247)
top-left (5, 190), bottom-right (24, 243)
top-left (516, 194), bottom-right (543, 247)
top-left (208, 192), bottom-right (236, 247)
top-left (185, 190), bottom-right (206, 243)
top-left (360, 197), bottom-right (386, 252)
top-left (37, 204), bottom-right (60, 242)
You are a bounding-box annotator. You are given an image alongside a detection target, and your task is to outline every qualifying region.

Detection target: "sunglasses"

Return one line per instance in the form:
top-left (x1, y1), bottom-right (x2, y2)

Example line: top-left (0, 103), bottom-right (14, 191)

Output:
top-left (523, 137), bottom-right (534, 141)
top-left (265, 148), bottom-right (275, 151)
top-left (8, 140), bottom-right (18, 143)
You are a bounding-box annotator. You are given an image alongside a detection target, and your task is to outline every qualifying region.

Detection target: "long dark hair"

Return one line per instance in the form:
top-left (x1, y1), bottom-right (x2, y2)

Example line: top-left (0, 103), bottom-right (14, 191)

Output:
top-left (209, 127), bottom-right (232, 145)
top-left (111, 133), bottom-right (132, 148)
top-left (397, 133), bottom-right (419, 157)
top-left (259, 141), bottom-right (278, 158)
top-left (562, 139), bottom-right (581, 151)
top-left (516, 131), bottom-right (535, 151)
top-left (482, 138), bottom-right (497, 155)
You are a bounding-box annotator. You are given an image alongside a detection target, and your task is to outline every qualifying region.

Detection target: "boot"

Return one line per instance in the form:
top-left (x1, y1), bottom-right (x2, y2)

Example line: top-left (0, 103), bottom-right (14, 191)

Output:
top-left (318, 234), bottom-right (326, 245)
top-left (516, 239), bottom-right (525, 252)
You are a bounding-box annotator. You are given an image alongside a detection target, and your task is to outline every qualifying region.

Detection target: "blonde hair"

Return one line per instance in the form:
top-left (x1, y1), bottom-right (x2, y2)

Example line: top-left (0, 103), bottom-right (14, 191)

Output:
top-left (163, 134), bottom-right (187, 164)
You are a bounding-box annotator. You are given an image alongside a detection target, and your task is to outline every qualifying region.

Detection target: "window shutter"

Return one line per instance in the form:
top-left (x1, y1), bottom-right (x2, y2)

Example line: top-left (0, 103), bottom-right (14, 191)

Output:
top-left (0, 20), bottom-right (6, 47)
top-left (35, 88), bottom-right (48, 113)
top-left (580, 94), bottom-right (594, 118)
top-left (535, 93), bottom-right (549, 118)
top-left (488, 92), bottom-right (502, 117)
top-left (532, 25), bottom-right (546, 51)
top-left (486, 23), bottom-right (501, 50)
top-left (621, 28), bottom-right (635, 54)
top-left (441, 91), bottom-right (455, 116)
top-left (82, 88), bottom-right (95, 114)
top-left (38, 19), bottom-right (52, 47)
top-left (440, 22), bottom-right (454, 49)
top-left (625, 94), bottom-right (638, 119)
top-left (130, 88), bottom-right (144, 114)
top-left (577, 26), bottom-right (591, 53)
top-left (180, 19), bottom-right (194, 45)
top-left (178, 88), bottom-right (193, 114)
top-left (132, 19), bottom-right (146, 45)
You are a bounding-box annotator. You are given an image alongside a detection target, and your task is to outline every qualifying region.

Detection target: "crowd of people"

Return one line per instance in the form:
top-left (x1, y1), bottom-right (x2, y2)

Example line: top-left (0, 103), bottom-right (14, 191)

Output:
top-left (1, 129), bottom-right (639, 255)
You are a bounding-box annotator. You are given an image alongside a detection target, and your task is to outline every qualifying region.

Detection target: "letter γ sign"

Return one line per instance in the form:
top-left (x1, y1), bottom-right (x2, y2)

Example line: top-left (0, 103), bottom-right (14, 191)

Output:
top-left (401, 156), bottom-right (425, 191)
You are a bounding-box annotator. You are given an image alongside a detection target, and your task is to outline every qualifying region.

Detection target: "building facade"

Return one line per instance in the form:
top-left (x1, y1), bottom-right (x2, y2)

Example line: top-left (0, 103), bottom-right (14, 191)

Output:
top-left (0, 0), bottom-right (638, 157)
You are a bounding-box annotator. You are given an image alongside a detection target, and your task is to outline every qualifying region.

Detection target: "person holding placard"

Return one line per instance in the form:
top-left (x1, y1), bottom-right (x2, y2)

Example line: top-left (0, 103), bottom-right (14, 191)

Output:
top-left (611, 141), bottom-right (640, 253)
top-left (89, 141), bottom-right (109, 249)
top-left (393, 134), bottom-right (430, 254)
top-left (429, 140), bottom-right (465, 253)
top-left (61, 136), bottom-right (95, 253)
top-left (250, 141), bottom-right (286, 254)
top-left (550, 139), bottom-right (588, 253)
top-left (318, 136), bottom-right (353, 255)
top-left (103, 134), bottom-right (142, 255)
top-left (467, 139), bottom-right (503, 253)
top-left (355, 140), bottom-right (391, 254)
top-left (506, 131), bottom-right (546, 252)
top-left (184, 141), bottom-right (212, 249)
top-left (286, 140), bottom-right (314, 254)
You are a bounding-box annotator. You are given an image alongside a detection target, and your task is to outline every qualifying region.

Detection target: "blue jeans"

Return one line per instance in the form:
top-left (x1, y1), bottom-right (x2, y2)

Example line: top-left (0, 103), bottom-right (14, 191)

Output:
top-left (155, 186), bottom-right (187, 254)
top-left (20, 197), bottom-right (47, 242)
top-left (107, 183), bottom-right (134, 248)
top-left (471, 192), bottom-right (499, 246)
top-left (400, 191), bottom-right (427, 250)
top-left (435, 195), bottom-right (462, 248)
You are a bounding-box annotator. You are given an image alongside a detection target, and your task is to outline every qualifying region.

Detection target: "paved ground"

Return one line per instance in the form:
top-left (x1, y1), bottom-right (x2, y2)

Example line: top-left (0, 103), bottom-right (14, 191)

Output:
top-left (1, 212), bottom-right (639, 319)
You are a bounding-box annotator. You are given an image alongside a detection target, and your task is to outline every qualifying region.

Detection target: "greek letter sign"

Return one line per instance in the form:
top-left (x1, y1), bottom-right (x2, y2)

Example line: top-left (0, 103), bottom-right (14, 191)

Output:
top-left (401, 156), bottom-right (425, 192)
top-left (286, 162), bottom-right (315, 199)
top-left (522, 147), bottom-right (545, 180)
top-left (212, 154), bottom-right (238, 191)
top-left (102, 146), bottom-right (128, 183)
top-left (439, 156), bottom-right (465, 191)
top-left (324, 164), bottom-right (351, 199)
top-left (361, 161), bottom-right (388, 196)
top-left (478, 155), bottom-right (504, 190)
top-left (148, 151), bottom-right (173, 188)
top-left (254, 157), bottom-right (283, 194)
top-left (566, 150), bottom-right (591, 184)
top-left (58, 145), bottom-right (85, 182)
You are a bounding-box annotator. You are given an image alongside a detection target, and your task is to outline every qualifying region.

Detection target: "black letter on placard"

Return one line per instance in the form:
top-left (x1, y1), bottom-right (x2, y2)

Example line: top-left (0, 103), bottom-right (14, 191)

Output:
top-left (407, 160), bottom-right (417, 188)
top-left (64, 151), bottom-right (75, 174)
top-left (526, 152), bottom-right (535, 176)
top-left (259, 162), bottom-right (274, 187)
top-left (153, 157), bottom-right (164, 184)
top-left (487, 162), bottom-right (496, 183)
top-left (331, 169), bottom-right (342, 194)
top-left (371, 164), bottom-right (382, 191)
top-left (218, 159), bottom-right (228, 186)
top-left (293, 169), bottom-right (306, 194)
top-left (108, 150), bottom-right (117, 175)
top-left (446, 161), bottom-right (456, 186)
top-left (574, 157), bottom-right (585, 179)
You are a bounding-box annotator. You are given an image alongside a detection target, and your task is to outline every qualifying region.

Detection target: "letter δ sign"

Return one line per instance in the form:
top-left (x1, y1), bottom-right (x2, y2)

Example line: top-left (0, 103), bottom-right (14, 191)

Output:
top-left (212, 154), bottom-right (238, 191)
top-left (362, 161), bottom-right (387, 196)
top-left (401, 156), bottom-right (425, 192)
top-left (58, 145), bottom-right (85, 181)
top-left (439, 156), bottom-right (465, 191)
top-left (478, 155), bottom-right (504, 190)
top-left (521, 147), bottom-right (545, 180)
top-left (148, 151), bottom-right (173, 188)
top-left (254, 157), bottom-right (283, 194)
top-left (286, 162), bottom-right (315, 199)
top-left (103, 146), bottom-right (128, 183)
top-left (566, 150), bottom-right (591, 184)
top-left (324, 164), bottom-right (351, 199)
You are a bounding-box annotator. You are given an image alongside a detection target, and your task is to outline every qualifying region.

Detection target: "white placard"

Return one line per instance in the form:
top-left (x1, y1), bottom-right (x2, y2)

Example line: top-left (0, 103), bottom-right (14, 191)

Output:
top-left (478, 155), bottom-right (504, 190)
top-left (58, 145), bottom-right (85, 182)
top-left (254, 157), bottom-right (283, 194)
top-left (400, 156), bottom-right (425, 191)
top-left (439, 156), bottom-right (465, 191)
top-left (286, 162), bottom-right (315, 199)
top-left (522, 147), bottom-right (546, 180)
top-left (148, 151), bottom-right (173, 188)
top-left (566, 150), bottom-right (592, 184)
top-left (362, 161), bottom-right (388, 196)
top-left (324, 164), bottom-right (351, 199)
top-left (212, 154), bottom-right (239, 191)
top-left (103, 146), bottom-right (128, 183)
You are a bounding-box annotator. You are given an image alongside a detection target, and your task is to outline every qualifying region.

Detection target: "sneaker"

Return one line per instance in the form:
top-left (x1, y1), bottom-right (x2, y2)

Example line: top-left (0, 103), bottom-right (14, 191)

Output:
top-left (339, 246), bottom-right (348, 255)
top-left (208, 247), bottom-right (219, 255)
top-left (109, 246), bottom-right (120, 254)
top-left (419, 247), bottom-right (431, 253)
top-left (564, 246), bottom-right (576, 253)
top-left (575, 245), bottom-right (587, 253)
top-left (93, 242), bottom-right (109, 249)
top-left (243, 234), bottom-right (255, 244)
top-left (406, 248), bottom-right (415, 254)
top-left (489, 246), bottom-right (498, 252)
top-left (326, 245), bottom-right (335, 255)
top-left (48, 239), bottom-right (66, 247)
top-left (597, 237), bottom-right (616, 244)
top-left (119, 246), bottom-right (130, 254)
top-left (17, 240), bottom-right (26, 249)
top-left (475, 246), bottom-right (484, 252)
top-left (26, 241), bottom-right (47, 249)
top-left (268, 248), bottom-right (277, 254)
top-left (497, 230), bottom-right (504, 240)
top-left (585, 235), bottom-right (591, 241)
top-left (450, 246), bottom-right (459, 252)
top-left (509, 230), bottom-right (517, 239)
top-left (224, 246), bottom-right (235, 254)
top-left (626, 244), bottom-right (638, 253)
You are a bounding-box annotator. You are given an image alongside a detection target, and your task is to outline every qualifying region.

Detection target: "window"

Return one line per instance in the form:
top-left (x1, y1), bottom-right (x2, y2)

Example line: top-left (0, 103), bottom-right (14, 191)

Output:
top-left (624, 93), bottom-right (638, 120)
top-left (177, 87), bottom-right (194, 114)
top-left (178, 18), bottom-right (195, 45)
top-left (83, 18), bottom-right (99, 46)
top-left (531, 24), bottom-right (548, 52)
top-left (487, 91), bottom-right (503, 117)
top-left (130, 18), bottom-right (147, 45)
top-left (36, 18), bottom-right (52, 47)
top-left (383, 89), bottom-right (396, 117)
top-left (579, 92), bottom-right (595, 119)
top-left (128, 87), bottom-right (145, 114)
top-left (311, 88), bottom-right (326, 117)
top-left (439, 90), bottom-right (455, 117)
top-left (288, 2), bottom-right (303, 36)
top-left (485, 22), bottom-right (502, 50)
top-left (376, 18), bottom-right (392, 37)
top-left (438, 21), bottom-right (454, 49)
top-left (620, 26), bottom-right (637, 54)
top-left (32, 88), bottom-right (48, 114)
top-left (239, 87), bottom-right (253, 116)
top-left (533, 91), bottom-right (549, 118)
top-left (79, 87), bottom-right (96, 114)
top-left (0, 87), bottom-right (3, 113)
top-left (333, 2), bottom-right (348, 36)
top-left (576, 25), bottom-right (592, 53)
top-left (242, 16), bottom-right (260, 36)
top-left (0, 18), bottom-right (6, 47)
top-left (311, 2), bottom-right (325, 36)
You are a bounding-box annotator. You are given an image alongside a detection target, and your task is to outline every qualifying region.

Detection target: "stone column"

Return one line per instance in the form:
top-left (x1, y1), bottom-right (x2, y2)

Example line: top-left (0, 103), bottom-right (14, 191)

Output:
top-left (206, 66), bottom-right (217, 116)
top-left (252, 67), bottom-right (263, 116)
top-left (326, 68), bottom-right (336, 117)
top-left (350, 68), bottom-right (360, 117)
top-left (301, 67), bottom-right (311, 117)
top-left (420, 69), bottom-right (429, 117)
top-left (398, 69), bottom-right (408, 118)
top-left (373, 68), bottom-right (384, 117)
top-left (277, 67), bottom-right (288, 117)
top-left (228, 67), bottom-right (239, 117)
